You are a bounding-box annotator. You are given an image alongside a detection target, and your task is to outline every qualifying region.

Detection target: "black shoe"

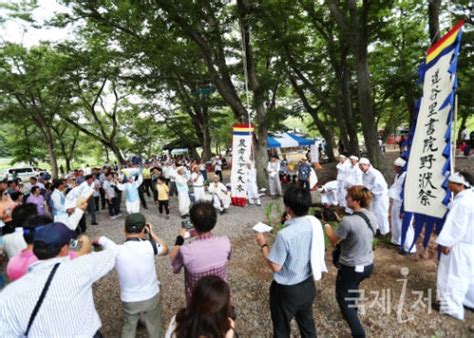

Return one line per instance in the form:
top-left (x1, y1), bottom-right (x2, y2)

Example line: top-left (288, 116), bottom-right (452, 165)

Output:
top-left (143, 206), bottom-right (148, 210)
top-left (91, 222), bottom-right (99, 226)
top-left (464, 305), bottom-right (474, 312)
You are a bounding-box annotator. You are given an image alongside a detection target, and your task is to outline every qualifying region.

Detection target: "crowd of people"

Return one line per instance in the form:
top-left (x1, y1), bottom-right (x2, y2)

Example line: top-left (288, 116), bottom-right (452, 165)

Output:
top-left (0, 150), bottom-right (472, 337)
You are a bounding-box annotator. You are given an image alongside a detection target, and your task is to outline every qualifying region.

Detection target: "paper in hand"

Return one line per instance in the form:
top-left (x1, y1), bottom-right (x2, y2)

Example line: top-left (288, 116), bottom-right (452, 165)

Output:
top-left (253, 222), bottom-right (273, 233)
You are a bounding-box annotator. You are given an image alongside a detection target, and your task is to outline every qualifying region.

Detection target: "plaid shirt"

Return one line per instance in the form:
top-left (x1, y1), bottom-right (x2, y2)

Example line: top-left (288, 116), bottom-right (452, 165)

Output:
top-left (172, 233), bottom-right (231, 303)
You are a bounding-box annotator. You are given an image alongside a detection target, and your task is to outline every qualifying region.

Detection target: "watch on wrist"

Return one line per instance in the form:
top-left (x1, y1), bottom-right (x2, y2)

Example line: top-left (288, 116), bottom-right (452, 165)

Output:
top-left (260, 243), bottom-right (268, 251)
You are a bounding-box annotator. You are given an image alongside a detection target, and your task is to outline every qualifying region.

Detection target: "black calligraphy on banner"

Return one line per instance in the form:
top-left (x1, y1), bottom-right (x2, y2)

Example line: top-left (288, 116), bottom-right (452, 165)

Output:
top-left (417, 68), bottom-right (441, 206)
top-left (234, 138), bottom-right (249, 195)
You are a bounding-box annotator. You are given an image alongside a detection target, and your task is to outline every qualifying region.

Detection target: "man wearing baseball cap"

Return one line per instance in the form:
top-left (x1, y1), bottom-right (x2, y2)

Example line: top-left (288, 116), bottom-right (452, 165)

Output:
top-left (436, 171), bottom-right (474, 320)
top-left (0, 222), bottom-right (118, 337)
top-left (99, 213), bottom-right (168, 338)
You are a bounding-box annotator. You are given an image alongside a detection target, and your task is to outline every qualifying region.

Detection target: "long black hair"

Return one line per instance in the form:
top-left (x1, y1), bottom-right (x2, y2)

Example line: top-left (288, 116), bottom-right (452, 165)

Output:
top-left (174, 276), bottom-right (232, 338)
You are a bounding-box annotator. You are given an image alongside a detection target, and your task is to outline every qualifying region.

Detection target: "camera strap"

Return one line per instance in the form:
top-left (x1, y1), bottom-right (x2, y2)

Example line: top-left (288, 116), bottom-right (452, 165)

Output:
top-left (25, 263), bottom-right (61, 337)
top-left (125, 238), bottom-right (158, 255)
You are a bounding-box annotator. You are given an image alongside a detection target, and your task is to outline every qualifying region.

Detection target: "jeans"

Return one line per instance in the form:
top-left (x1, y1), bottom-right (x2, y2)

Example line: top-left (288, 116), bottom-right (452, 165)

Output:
top-left (121, 294), bottom-right (161, 338)
top-left (269, 277), bottom-right (316, 338)
top-left (336, 264), bottom-right (374, 337)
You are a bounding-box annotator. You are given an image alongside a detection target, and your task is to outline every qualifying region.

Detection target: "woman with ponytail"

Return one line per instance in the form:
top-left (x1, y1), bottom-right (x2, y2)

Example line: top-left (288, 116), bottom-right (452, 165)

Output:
top-left (323, 185), bottom-right (378, 338)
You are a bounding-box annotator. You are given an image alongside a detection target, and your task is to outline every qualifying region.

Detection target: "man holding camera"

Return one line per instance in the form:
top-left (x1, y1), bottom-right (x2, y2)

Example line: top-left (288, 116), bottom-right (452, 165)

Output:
top-left (170, 202), bottom-right (231, 303)
top-left (97, 213), bottom-right (169, 338)
top-left (0, 222), bottom-right (117, 337)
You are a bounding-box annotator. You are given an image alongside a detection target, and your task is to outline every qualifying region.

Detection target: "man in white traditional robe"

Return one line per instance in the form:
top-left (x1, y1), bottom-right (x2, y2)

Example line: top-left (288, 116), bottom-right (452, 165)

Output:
top-left (247, 161), bottom-right (261, 206)
top-left (267, 155), bottom-right (282, 197)
top-left (191, 166), bottom-right (205, 202)
top-left (336, 154), bottom-right (351, 208)
top-left (388, 157), bottom-right (416, 253)
top-left (436, 171), bottom-right (474, 321)
top-left (176, 167), bottom-right (191, 218)
top-left (319, 180), bottom-right (338, 206)
top-left (359, 157), bottom-right (390, 235)
top-left (345, 155), bottom-right (363, 188)
top-left (209, 175), bottom-right (230, 214)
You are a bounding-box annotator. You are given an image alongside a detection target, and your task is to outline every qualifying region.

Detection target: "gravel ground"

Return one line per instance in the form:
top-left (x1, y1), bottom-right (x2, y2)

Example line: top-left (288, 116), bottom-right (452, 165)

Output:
top-left (87, 151), bottom-right (474, 337)
top-left (2, 151), bottom-right (473, 337)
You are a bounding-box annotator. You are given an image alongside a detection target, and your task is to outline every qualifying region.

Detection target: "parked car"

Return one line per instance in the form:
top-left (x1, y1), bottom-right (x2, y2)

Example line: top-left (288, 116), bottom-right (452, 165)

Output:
top-left (4, 166), bottom-right (37, 182)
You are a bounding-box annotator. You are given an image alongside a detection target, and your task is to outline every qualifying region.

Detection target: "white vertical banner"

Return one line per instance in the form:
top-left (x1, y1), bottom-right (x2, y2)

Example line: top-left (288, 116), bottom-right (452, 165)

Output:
top-left (230, 124), bottom-right (254, 207)
top-left (404, 51), bottom-right (454, 218)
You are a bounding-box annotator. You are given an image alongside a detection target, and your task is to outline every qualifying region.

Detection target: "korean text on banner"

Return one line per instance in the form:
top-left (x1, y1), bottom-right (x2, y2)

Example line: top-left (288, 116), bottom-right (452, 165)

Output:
top-left (230, 124), bottom-right (254, 207)
top-left (404, 51), bottom-right (454, 218)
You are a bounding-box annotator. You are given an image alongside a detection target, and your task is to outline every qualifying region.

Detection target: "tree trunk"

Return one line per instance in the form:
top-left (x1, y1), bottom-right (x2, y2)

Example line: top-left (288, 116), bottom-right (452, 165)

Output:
top-left (238, 0), bottom-right (269, 189)
top-left (355, 54), bottom-right (384, 169)
top-left (65, 159), bottom-right (71, 172)
top-left (109, 142), bottom-right (126, 164)
top-left (340, 64), bottom-right (360, 156)
top-left (457, 114), bottom-right (468, 145)
top-left (332, 102), bottom-right (351, 153)
top-left (189, 147), bottom-right (200, 159)
top-left (44, 129), bottom-right (59, 179)
top-left (428, 0), bottom-right (441, 43)
top-left (105, 146), bottom-right (110, 164)
top-left (328, 0), bottom-right (384, 170)
top-left (201, 124), bottom-right (212, 162)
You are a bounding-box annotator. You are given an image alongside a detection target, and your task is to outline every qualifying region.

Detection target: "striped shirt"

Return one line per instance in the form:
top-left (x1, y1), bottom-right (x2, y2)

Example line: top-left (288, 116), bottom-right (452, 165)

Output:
top-left (0, 240), bottom-right (117, 337)
top-left (267, 216), bottom-right (313, 285)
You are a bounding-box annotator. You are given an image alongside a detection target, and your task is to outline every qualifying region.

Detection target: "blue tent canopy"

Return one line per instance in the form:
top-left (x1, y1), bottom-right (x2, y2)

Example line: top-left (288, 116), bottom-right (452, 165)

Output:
top-left (267, 133), bottom-right (315, 149)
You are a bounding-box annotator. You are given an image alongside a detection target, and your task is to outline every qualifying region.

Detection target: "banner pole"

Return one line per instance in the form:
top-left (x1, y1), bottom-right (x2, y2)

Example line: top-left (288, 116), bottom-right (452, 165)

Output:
top-left (451, 94), bottom-right (458, 174)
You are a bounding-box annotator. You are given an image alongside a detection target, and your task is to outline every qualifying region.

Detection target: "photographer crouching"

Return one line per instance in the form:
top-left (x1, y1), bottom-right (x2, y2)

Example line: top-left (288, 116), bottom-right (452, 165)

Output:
top-left (96, 213), bottom-right (169, 338)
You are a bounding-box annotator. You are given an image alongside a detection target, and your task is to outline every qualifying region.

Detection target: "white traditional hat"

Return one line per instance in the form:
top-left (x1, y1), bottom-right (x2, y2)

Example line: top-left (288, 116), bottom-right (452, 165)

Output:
top-left (393, 157), bottom-right (406, 167)
top-left (339, 154), bottom-right (347, 158)
top-left (349, 155), bottom-right (359, 161)
top-left (448, 172), bottom-right (471, 187)
top-left (359, 157), bottom-right (371, 165)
